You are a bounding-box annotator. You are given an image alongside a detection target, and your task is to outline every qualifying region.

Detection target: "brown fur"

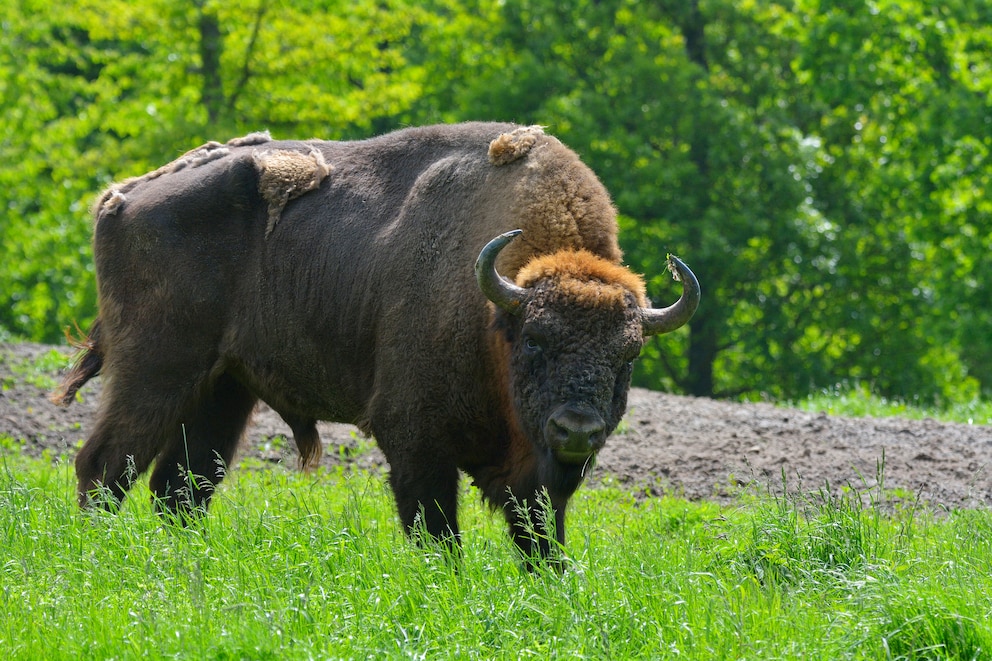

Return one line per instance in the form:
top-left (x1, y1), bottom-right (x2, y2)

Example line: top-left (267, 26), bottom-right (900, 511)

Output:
top-left (55, 122), bottom-right (689, 565)
top-left (488, 133), bottom-right (622, 279)
top-left (50, 319), bottom-right (104, 406)
top-left (516, 250), bottom-right (648, 308)
top-left (93, 132), bottom-right (273, 223)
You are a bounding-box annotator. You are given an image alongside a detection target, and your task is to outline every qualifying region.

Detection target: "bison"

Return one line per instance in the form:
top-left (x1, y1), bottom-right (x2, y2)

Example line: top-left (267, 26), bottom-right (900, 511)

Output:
top-left (54, 122), bottom-right (699, 563)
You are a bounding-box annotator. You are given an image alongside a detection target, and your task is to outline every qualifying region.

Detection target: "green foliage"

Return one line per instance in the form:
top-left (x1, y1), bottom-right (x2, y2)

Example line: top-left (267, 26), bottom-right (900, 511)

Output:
top-left (2, 455), bottom-right (991, 659)
top-left (1, 0), bottom-right (990, 405)
top-left (790, 380), bottom-right (992, 425)
top-left (387, 0), bottom-right (992, 405)
top-left (0, 0), bottom-right (430, 342)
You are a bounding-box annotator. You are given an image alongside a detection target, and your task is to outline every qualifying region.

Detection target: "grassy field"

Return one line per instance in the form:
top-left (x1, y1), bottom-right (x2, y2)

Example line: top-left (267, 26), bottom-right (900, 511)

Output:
top-left (2, 448), bottom-right (990, 660)
top-left (792, 382), bottom-right (992, 426)
top-left (2, 349), bottom-right (990, 659)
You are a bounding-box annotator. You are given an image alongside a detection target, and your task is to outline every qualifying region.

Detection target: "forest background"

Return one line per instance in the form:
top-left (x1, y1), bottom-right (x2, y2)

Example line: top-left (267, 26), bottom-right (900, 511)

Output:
top-left (1, 0), bottom-right (989, 405)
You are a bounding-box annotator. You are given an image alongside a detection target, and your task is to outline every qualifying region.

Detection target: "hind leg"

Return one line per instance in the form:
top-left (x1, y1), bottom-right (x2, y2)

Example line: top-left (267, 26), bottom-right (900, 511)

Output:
top-left (75, 410), bottom-right (163, 510)
top-left (75, 372), bottom-right (181, 510)
top-left (74, 344), bottom-right (222, 510)
top-left (148, 373), bottom-right (256, 516)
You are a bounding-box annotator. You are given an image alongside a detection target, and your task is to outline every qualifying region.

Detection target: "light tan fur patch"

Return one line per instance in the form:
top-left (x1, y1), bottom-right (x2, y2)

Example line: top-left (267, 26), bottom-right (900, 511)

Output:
top-left (227, 131), bottom-right (271, 147)
top-left (98, 189), bottom-right (127, 218)
top-left (171, 146), bottom-right (229, 173)
top-left (488, 126), bottom-right (545, 166)
top-left (516, 250), bottom-right (647, 308)
top-left (253, 147), bottom-right (333, 237)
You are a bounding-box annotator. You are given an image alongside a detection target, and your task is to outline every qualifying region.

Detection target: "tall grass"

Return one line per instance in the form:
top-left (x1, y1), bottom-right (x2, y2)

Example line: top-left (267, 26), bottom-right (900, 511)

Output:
top-left (791, 381), bottom-right (992, 425)
top-left (2, 452), bottom-right (990, 660)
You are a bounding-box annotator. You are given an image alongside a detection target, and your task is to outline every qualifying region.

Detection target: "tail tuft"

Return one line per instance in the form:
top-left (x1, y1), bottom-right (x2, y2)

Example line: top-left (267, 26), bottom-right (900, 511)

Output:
top-left (50, 319), bottom-right (104, 407)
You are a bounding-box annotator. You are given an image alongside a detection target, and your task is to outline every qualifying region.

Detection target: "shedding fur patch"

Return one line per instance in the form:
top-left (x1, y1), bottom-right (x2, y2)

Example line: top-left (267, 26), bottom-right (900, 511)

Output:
top-left (95, 141), bottom-right (231, 220)
top-left (253, 147), bottom-right (333, 237)
top-left (171, 146), bottom-right (229, 173)
top-left (98, 189), bottom-right (127, 219)
top-left (488, 126), bottom-right (545, 166)
top-left (516, 250), bottom-right (647, 308)
top-left (227, 131), bottom-right (271, 147)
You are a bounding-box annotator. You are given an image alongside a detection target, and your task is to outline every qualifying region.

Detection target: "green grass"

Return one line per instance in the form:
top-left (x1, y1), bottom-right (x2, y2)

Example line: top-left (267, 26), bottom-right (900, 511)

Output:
top-left (0, 346), bottom-right (65, 391)
top-left (2, 453), bottom-right (991, 660)
top-left (788, 382), bottom-right (992, 426)
top-left (3, 354), bottom-right (991, 658)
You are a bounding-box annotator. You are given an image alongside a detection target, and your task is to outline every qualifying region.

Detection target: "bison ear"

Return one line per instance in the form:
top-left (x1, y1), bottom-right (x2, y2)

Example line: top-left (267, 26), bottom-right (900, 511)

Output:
top-left (476, 230), bottom-right (529, 315)
top-left (640, 255), bottom-right (700, 336)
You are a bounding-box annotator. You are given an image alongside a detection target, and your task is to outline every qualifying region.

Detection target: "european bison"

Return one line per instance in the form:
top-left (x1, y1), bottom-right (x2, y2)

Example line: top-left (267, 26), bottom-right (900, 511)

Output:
top-left (54, 122), bottom-right (698, 562)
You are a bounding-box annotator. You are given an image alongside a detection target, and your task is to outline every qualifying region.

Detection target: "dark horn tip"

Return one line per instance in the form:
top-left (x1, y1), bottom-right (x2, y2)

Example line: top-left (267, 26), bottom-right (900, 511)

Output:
top-left (666, 254), bottom-right (688, 282)
top-left (488, 229), bottom-right (523, 253)
top-left (476, 229), bottom-right (528, 314)
top-left (641, 253), bottom-right (700, 336)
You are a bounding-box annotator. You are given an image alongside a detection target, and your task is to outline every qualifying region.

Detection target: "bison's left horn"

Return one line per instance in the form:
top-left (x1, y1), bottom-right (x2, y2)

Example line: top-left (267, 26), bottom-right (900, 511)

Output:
top-left (476, 229), bottom-right (529, 314)
top-left (641, 255), bottom-right (700, 336)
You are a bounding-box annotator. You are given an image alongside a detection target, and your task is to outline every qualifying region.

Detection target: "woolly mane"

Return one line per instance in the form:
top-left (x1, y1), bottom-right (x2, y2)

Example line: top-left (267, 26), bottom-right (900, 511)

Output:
top-left (487, 127), bottom-right (623, 279)
top-left (516, 249), bottom-right (647, 308)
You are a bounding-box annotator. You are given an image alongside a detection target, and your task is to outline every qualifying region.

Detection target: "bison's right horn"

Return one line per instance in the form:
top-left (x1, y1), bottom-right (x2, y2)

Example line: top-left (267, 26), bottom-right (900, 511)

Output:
top-left (476, 229), bottom-right (529, 314)
top-left (640, 254), bottom-right (700, 336)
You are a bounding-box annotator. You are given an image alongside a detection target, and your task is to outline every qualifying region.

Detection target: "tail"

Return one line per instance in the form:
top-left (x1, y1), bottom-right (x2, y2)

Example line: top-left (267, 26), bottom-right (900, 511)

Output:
top-left (50, 318), bottom-right (105, 407)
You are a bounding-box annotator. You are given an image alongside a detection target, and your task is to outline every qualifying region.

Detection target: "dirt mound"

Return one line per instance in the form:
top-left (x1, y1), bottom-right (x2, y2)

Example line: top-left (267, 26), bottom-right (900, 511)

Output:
top-left (2, 342), bottom-right (990, 508)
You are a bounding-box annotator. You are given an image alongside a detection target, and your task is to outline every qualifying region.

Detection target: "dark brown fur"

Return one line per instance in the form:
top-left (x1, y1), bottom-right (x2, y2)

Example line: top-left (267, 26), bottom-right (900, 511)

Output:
top-left (55, 122), bottom-right (678, 563)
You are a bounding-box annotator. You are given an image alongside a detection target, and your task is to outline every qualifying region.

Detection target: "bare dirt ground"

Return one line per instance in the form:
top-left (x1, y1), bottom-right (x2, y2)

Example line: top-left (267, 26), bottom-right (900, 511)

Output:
top-left (3, 342), bottom-right (991, 509)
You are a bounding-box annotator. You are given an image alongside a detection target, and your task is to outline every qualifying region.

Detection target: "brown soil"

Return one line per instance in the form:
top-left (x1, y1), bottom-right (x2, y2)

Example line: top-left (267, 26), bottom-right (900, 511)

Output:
top-left (3, 342), bottom-right (990, 509)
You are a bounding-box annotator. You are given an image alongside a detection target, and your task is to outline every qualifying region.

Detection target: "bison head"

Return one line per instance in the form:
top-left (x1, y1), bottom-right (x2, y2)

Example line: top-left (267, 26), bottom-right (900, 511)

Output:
top-left (476, 230), bottom-right (700, 467)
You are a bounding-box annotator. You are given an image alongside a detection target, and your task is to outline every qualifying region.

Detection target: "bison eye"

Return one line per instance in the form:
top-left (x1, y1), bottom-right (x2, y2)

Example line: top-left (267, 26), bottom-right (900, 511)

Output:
top-left (522, 334), bottom-right (545, 355)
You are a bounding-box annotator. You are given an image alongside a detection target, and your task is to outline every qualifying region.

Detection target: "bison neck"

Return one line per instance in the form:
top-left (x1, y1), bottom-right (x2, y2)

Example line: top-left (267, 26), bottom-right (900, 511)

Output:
top-left (467, 330), bottom-right (588, 516)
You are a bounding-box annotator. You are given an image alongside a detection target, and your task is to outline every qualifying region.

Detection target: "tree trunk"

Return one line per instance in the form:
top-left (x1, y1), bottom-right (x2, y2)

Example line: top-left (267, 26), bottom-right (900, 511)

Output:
top-left (685, 313), bottom-right (716, 398)
top-left (679, 0), bottom-right (715, 398)
top-left (198, 10), bottom-right (224, 125)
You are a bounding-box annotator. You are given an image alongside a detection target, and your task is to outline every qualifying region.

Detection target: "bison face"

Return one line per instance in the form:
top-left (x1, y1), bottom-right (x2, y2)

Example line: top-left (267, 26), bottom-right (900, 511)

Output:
top-left (505, 286), bottom-right (645, 464)
top-left (477, 230), bottom-right (700, 467)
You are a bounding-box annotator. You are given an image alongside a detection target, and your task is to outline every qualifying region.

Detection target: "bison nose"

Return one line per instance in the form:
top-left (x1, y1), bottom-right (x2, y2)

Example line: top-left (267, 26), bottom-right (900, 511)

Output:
top-left (546, 405), bottom-right (607, 464)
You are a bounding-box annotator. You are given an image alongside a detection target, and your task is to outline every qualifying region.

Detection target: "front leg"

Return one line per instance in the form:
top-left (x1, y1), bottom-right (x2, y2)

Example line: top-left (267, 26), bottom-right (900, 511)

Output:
top-left (503, 486), bottom-right (568, 567)
top-left (473, 456), bottom-right (576, 569)
top-left (387, 458), bottom-right (461, 551)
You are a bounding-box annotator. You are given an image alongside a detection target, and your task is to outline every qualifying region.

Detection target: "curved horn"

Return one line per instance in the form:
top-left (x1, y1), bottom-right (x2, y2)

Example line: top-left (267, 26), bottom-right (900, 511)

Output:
top-left (475, 229), bottom-right (529, 314)
top-left (641, 254), bottom-right (700, 336)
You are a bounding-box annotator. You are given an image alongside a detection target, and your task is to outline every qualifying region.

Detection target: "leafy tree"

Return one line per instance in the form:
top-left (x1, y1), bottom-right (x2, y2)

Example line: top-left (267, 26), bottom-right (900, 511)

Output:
top-left (410, 0), bottom-right (817, 397)
top-left (409, 0), bottom-right (989, 402)
top-left (785, 0), bottom-right (989, 400)
top-left (0, 0), bottom-right (429, 342)
top-left (1, 0), bottom-right (989, 405)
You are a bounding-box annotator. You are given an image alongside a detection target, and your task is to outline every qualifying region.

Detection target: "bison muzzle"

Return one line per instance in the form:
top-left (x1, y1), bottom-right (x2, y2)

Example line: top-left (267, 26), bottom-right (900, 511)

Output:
top-left (53, 122), bottom-right (699, 566)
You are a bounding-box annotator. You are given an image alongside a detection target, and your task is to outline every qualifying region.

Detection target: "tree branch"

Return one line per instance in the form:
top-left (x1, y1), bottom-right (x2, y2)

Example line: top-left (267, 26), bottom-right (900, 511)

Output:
top-left (227, 0), bottom-right (268, 116)
top-left (654, 345), bottom-right (687, 391)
